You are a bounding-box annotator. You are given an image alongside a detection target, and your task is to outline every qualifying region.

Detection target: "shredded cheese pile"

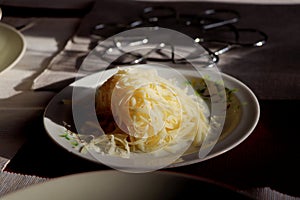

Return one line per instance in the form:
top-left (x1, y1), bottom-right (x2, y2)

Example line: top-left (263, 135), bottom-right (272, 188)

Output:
top-left (91, 67), bottom-right (209, 157)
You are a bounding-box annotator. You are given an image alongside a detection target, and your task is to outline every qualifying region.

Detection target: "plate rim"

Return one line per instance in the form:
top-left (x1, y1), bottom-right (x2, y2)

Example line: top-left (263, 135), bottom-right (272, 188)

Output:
top-left (169, 72), bottom-right (260, 167)
top-left (43, 67), bottom-right (260, 168)
top-left (0, 169), bottom-right (253, 200)
top-left (0, 22), bottom-right (27, 73)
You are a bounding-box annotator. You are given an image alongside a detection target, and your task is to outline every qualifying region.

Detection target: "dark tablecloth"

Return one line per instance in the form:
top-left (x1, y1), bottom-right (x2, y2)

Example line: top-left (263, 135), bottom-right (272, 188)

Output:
top-left (2, 1), bottom-right (300, 198)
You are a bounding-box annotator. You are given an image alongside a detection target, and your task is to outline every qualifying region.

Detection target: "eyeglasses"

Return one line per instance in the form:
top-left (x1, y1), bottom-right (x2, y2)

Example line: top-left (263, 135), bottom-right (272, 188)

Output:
top-left (88, 6), bottom-right (268, 66)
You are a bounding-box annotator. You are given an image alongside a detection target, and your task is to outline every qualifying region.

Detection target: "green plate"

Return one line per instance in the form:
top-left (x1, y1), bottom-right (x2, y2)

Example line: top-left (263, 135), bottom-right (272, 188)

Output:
top-left (0, 22), bottom-right (26, 73)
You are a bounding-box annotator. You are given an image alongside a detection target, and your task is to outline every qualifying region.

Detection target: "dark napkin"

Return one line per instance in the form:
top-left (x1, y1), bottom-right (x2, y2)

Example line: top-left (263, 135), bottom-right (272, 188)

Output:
top-left (32, 0), bottom-right (300, 99)
top-left (76, 0), bottom-right (300, 100)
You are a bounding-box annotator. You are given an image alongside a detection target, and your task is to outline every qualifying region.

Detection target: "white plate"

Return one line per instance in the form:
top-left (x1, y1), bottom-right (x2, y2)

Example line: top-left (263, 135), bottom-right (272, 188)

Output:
top-left (43, 65), bottom-right (260, 168)
top-left (0, 170), bottom-right (252, 200)
top-left (0, 22), bottom-right (26, 73)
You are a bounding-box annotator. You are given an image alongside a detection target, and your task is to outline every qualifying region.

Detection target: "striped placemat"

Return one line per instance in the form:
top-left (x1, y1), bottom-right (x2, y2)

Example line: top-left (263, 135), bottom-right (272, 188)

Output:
top-left (0, 171), bottom-right (48, 198)
top-left (0, 157), bottom-right (9, 173)
top-left (241, 187), bottom-right (300, 200)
